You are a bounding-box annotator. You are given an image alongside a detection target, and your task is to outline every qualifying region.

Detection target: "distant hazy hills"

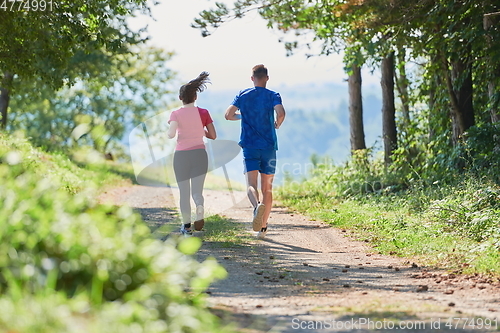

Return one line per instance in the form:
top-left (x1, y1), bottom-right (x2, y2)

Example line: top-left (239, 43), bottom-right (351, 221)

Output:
top-left (196, 82), bottom-right (383, 181)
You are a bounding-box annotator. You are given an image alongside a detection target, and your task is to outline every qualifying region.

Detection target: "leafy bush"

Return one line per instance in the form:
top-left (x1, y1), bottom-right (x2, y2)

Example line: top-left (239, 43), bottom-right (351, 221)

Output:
top-left (0, 136), bottom-right (231, 332)
top-left (278, 151), bottom-right (500, 273)
top-left (457, 122), bottom-right (500, 181)
top-left (426, 183), bottom-right (500, 243)
top-left (280, 150), bottom-right (404, 205)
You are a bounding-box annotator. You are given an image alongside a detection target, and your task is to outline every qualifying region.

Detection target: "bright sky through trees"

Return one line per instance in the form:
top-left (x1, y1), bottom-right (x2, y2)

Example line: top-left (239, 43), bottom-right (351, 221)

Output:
top-left (129, 0), bottom-right (379, 91)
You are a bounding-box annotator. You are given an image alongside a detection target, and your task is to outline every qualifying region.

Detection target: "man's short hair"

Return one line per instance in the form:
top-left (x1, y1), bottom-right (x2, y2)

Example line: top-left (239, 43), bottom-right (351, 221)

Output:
top-left (252, 64), bottom-right (268, 79)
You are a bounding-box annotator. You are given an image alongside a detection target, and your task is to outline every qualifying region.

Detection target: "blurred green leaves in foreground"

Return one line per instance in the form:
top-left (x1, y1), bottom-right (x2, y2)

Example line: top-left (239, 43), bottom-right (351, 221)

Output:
top-left (0, 134), bottom-right (230, 333)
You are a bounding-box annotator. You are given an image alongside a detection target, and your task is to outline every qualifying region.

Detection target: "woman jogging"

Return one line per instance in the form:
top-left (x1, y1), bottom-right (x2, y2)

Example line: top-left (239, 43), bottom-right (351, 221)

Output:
top-left (168, 72), bottom-right (217, 236)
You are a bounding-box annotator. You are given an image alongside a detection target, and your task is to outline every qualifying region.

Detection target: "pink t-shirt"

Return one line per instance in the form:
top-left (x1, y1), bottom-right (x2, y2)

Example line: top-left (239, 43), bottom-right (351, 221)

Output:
top-left (169, 106), bottom-right (213, 151)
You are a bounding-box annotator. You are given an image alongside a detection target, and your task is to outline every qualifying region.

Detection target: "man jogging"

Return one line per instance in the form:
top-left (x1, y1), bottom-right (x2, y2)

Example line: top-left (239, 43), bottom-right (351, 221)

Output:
top-left (225, 64), bottom-right (286, 238)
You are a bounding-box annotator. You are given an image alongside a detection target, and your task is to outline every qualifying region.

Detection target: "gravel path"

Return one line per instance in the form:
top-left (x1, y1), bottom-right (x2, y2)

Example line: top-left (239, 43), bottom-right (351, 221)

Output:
top-left (99, 185), bottom-right (500, 333)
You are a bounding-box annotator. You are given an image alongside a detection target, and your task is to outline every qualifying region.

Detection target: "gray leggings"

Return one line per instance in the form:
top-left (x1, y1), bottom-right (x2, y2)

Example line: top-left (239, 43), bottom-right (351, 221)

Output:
top-left (173, 149), bottom-right (208, 224)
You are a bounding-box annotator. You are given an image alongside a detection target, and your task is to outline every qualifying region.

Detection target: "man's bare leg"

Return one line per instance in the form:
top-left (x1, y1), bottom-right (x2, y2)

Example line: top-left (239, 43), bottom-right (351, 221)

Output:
top-left (246, 170), bottom-right (259, 208)
top-left (260, 173), bottom-right (274, 229)
top-left (247, 170), bottom-right (268, 232)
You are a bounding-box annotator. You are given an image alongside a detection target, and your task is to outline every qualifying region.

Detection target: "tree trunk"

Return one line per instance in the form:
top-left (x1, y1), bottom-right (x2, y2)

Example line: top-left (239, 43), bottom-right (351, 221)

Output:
top-left (381, 52), bottom-right (397, 166)
top-left (427, 70), bottom-right (440, 142)
top-left (428, 82), bottom-right (436, 141)
top-left (442, 53), bottom-right (475, 145)
top-left (0, 72), bottom-right (13, 130)
top-left (451, 56), bottom-right (475, 138)
top-left (395, 48), bottom-right (410, 128)
top-left (484, 12), bottom-right (500, 123)
top-left (348, 64), bottom-right (366, 152)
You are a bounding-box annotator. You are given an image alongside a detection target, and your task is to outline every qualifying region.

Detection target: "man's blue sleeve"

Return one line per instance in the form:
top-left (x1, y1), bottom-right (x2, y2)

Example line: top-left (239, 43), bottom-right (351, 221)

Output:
top-left (273, 92), bottom-right (282, 106)
top-left (231, 91), bottom-right (242, 108)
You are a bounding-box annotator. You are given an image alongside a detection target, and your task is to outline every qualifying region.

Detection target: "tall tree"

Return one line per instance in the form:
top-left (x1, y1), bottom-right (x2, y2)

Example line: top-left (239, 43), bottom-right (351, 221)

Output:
top-left (194, 0), bottom-right (500, 167)
top-left (381, 51), bottom-right (397, 165)
top-left (347, 63), bottom-right (366, 152)
top-left (194, 0), bottom-right (370, 154)
top-left (394, 47), bottom-right (411, 130)
top-left (0, 73), bottom-right (12, 129)
top-left (448, 52), bottom-right (475, 143)
top-left (483, 11), bottom-right (500, 123)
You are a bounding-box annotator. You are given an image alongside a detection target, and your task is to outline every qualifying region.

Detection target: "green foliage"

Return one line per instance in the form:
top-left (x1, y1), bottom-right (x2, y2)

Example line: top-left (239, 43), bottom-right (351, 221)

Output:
top-left (278, 152), bottom-right (500, 274)
top-left (192, 2), bottom-right (230, 37)
top-left (456, 122), bottom-right (500, 181)
top-left (426, 182), bottom-right (500, 243)
top-left (0, 0), bottom-right (152, 89)
top-left (389, 120), bottom-right (500, 184)
top-left (194, 0), bottom-right (500, 179)
top-left (280, 150), bottom-right (403, 202)
top-left (9, 45), bottom-right (177, 153)
top-left (0, 133), bottom-right (230, 332)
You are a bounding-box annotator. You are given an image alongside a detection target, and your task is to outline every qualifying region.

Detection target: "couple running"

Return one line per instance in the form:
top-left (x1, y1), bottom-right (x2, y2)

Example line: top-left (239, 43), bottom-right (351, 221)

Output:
top-left (168, 64), bottom-right (286, 238)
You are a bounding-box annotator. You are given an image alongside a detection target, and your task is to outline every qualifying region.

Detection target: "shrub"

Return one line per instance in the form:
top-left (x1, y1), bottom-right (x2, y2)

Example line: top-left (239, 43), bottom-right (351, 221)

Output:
top-left (426, 182), bottom-right (500, 243)
top-left (0, 137), bottom-right (230, 332)
top-left (458, 122), bottom-right (500, 181)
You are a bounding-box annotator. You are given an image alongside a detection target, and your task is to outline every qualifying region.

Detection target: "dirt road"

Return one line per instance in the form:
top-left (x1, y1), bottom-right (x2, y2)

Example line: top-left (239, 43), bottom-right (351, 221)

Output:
top-left (99, 185), bottom-right (500, 332)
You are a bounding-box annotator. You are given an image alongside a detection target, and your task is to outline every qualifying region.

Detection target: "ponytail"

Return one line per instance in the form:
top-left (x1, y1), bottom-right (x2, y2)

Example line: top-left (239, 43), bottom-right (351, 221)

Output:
top-left (179, 71), bottom-right (210, 104)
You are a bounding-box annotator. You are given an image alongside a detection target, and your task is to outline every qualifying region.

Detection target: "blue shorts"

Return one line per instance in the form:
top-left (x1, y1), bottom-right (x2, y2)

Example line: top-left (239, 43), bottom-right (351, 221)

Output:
top-left (242, 148), bottom-right (277, 175)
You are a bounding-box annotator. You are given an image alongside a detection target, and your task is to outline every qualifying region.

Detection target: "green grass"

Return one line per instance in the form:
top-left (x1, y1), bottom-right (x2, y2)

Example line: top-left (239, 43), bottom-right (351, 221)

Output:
top-left (148, 211), bottom-right (253, 248)
top-left (277, 173), bottom-right (500, 276)
top-left (201, 215), bottom-right (254, 247)
top-left (0, 133), bottom-right (132, 194)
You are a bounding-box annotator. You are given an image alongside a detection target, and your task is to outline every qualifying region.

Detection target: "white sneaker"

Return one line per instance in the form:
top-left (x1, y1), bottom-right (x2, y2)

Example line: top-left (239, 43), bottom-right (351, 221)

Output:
top-left (252, 203), bottom-right (265, 232)
top-left (180, 226), bottom-right (193, 237)
top-left (257, 227), bottom-right (267, 239)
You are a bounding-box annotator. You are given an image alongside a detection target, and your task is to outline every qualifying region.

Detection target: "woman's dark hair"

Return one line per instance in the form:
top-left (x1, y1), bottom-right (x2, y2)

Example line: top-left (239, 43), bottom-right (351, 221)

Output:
top-left (179, 71), bottom-right (210, 104)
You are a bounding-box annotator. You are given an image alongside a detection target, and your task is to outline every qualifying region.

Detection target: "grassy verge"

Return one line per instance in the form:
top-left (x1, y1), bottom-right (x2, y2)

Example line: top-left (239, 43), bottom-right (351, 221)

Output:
top-left (150, 212), bottom-right (253, 248)
top-left (277, 175), bottom-right (500, 276)
top-left (0, 133), bottom-right (132, 194)
top-left (202, 215), bottom-right (254, 247)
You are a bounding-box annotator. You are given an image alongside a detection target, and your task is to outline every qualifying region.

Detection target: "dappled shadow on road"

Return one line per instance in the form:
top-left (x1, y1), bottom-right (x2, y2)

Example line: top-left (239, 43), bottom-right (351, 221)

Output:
top-left (212, 307), bottom-right (495, 333)
top-left (196, 216), bottom-right (434, 301)
top-left (192, 209), bottom-right (500, 333)
top-left (201, 244), bottom-right (429, 298)
top-left (134, 207), bottom-right (178, 235)
top-left (132, 203), bottom-right (438, 300)
top-left (197, 229), bottom-right (498, 333)
top-left (262, 238), bottom-right (322, 254)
